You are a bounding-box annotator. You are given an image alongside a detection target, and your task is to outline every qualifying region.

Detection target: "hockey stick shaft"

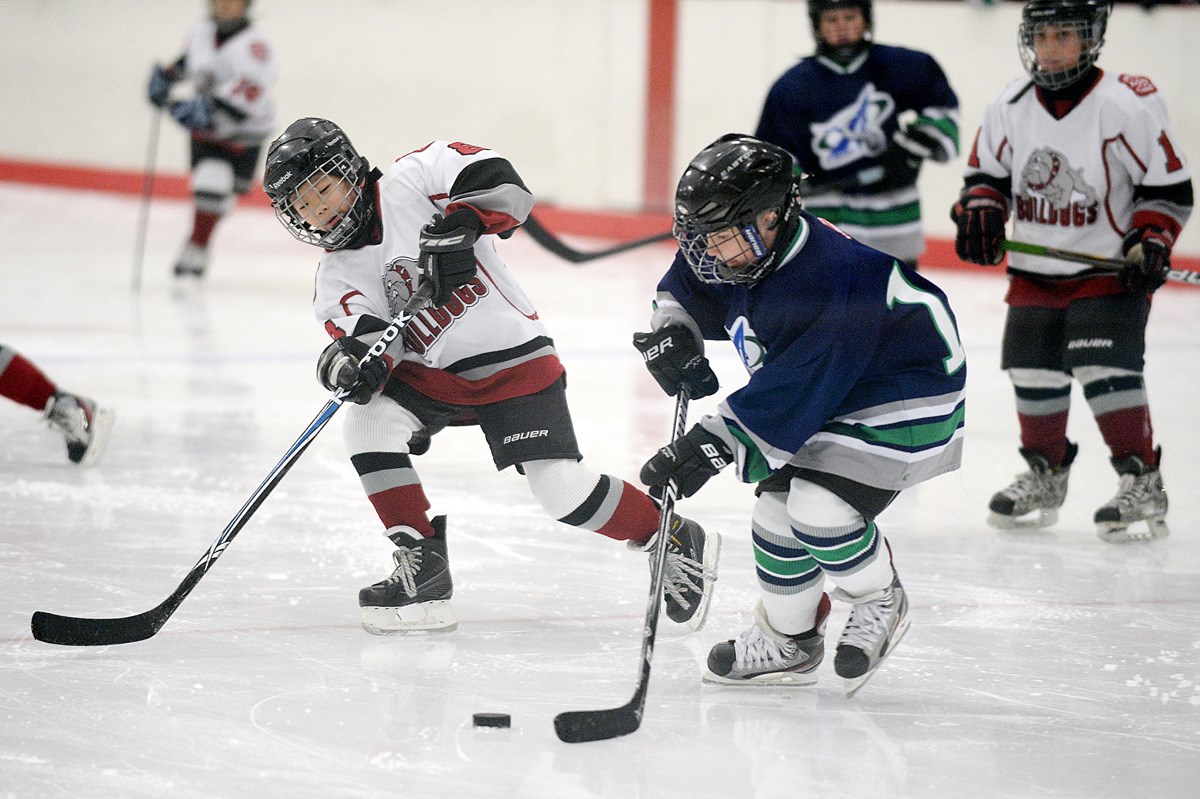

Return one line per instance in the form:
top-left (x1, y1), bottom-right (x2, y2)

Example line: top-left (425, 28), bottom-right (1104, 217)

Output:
top-left (1003, 239), bottom-right (1200, 287)
top-left (131, 109), bottom-right (163, 294)
top-left (30, 284), bottom-right (434, 647)
top-left (554, 389), bottom-right (689, 743)
top-left (522, 214), bottom-right (673, 264)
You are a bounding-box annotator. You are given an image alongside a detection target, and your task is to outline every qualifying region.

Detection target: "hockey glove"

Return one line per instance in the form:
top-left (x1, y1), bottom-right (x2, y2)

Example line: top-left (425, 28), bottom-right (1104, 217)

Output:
top-left (875, 141), bottom-right (923, 190)
top-left (168, 96), bottom-right (214, 131)
top-left (952, 186), bottom-right (1009, 266)
top-left (892, 123), bottom-right (951, 164)
top-left (1120, 226), bottom-right (1174, 294)
top-left (147, 64), bottom-right (173, 108)
top-left (418, 208), bottom-right (485, 307)
top-left (632, 326), bottom-right (719, 400)
top-left (640, 424), bottom-right (734, 499)
top-left (316, 337), bottom-right (390, 405)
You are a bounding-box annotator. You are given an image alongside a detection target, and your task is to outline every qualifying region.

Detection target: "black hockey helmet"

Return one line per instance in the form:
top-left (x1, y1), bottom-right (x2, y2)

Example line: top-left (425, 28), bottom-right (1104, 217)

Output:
top-left (808, 0), bottom-right (873, 65)
top-left (672, 134), bottom-right (804, 285)
top-left (264, 118), bottom-right (373, 250)
top-left (1019, 0), bottom-right (1111, 90)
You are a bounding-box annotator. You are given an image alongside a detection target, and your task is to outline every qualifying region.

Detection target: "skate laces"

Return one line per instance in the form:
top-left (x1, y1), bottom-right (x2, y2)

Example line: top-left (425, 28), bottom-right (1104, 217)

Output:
top-left (383, 547), bottom-right (423, 596)
top-left (1107, 472), bottom-right (1159, 514)
top-left (733, 624), bottom-right (798, 668)
top-left (663, 533), bottom-right (714, 611)
top-left (831, 585), bottom-right (895, 652)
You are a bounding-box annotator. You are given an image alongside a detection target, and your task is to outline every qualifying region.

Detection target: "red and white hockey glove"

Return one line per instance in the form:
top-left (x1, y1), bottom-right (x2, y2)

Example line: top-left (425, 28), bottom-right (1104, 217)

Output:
top-left (952, 186), bottom-right (1009, 266)
top-left (1120, 226), bottom-right (1174, 295)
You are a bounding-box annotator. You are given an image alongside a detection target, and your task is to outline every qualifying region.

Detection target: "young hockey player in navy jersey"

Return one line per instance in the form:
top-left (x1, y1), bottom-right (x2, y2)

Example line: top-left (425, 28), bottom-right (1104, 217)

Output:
top-left (953, 0), bottom-right (1192, 543)
top-left (262, 118), bottom-right (718, 636)
top-left (635, 135), bottom-right (965, 694)
top-left (755, 0), bottom-right (959, 267)
top-left (147, 0), bottom-right (276, 278)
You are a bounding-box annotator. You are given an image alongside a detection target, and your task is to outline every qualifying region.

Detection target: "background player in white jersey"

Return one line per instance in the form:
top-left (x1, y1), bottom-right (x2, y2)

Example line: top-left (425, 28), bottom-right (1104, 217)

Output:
top-left (0, 344), bottom-right (113, 466)
top-left (635, 135), bottom-right (966, 694)
top-left (953, 0), bottom-right (1192, 543)
top-left (262, 118), bottom-right (719, 636)
top-left (146, 0), bottom-right (275, 279)
top-left (755, 0), bottom-right (960, 267)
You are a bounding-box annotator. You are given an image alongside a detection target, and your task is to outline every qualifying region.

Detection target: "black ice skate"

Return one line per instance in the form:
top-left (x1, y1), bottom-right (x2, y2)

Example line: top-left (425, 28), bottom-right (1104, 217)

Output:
top-left (704, 595), bottom-right (829, 686)
top-left (43, 391), bottom-right (114, 466)
top-left (832, 572), bottom-right (910, 697)
top-left (663, 515), bottom-right (721, 631)
top-left (173, 242), bottom-right (209, 277)
top-left (987, 442), bottom-right (1077, 529)
top-left (359, 515), bottom-right (456, 634)
top-left (1094, 448), bottom-right (1169, 543)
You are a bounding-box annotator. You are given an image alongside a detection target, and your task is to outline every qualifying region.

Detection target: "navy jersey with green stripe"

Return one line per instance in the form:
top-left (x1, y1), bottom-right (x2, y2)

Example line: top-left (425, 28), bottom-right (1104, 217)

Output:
top-left (657, 211), bottom-right (966, 489)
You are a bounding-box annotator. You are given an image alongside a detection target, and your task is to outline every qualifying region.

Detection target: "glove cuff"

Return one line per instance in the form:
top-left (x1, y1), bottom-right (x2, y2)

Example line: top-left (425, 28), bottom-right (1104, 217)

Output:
top-left (963, 185), bottom-right (1010, 217)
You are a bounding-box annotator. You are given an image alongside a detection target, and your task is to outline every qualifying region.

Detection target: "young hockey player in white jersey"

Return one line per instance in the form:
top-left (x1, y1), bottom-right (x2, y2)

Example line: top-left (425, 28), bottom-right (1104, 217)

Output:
top-left (635, 135), bottom-right (965, 694)
top-left (755, 0), bottom-right (960, 267)
top-left (262, 118), bottom-right (719, 636)
top-left (0, 344), bottom-right (113, 466)
top-left (147, 0), bottom-right (276, 278)
top-left (953, 0), bottom-right (1192, 543)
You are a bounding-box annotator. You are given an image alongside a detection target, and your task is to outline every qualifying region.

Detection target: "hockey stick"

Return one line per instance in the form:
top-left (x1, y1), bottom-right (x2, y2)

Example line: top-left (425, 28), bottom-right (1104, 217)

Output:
top-left (131, 108), bottom-right (163, 294)
top-left (554, 388), bottom-right (689, 743)
top-left (522, 214), bottom-right (673, 264)
top-left (1003, 239), bottom-right (1200, 287)
top-left (30, 284), bottom-right (434, 646)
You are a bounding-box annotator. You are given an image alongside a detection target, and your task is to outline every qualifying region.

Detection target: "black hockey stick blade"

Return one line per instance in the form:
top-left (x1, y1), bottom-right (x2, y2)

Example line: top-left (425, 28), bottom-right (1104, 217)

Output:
top-left (522, 214), bottom-right (673, 264)
top-left (32, 587), bottom-right (190, 646)
top-left (554, 684), bottom-right (648, 743)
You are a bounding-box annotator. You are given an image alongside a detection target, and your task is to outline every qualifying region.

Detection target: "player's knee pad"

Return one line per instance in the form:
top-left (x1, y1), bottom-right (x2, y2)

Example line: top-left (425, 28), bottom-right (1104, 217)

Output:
top-left (751, 491), bottom-right (792, 539)
top-left (1007, 367), bottom-right (1072, 390)
top-left (342, 397), bottom-right (423, 457)
top-left (192, 158), bottom-right (235, 213)
top-left (521, 458), bottom-right (601, 519)
top-left (787, 479), bottom-right (863, 537)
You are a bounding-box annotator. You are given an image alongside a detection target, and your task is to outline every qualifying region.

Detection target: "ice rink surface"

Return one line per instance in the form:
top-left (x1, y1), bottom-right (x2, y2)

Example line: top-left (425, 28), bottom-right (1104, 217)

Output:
top-left (2, 183), bottom-right (1198, 798)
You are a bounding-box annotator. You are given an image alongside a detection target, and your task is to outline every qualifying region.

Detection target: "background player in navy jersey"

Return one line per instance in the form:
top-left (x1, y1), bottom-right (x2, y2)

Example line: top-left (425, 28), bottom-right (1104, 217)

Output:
top-left (262, 118), bottom-right (718, 636)
top-left (755, 0), bottom-right (959, 268)
top-left (147, 0), bottom-right (276, 279)
top-left (953, 0), bottom-right (1192, 543)
top-left (635, 135), bottom-right (966, 695)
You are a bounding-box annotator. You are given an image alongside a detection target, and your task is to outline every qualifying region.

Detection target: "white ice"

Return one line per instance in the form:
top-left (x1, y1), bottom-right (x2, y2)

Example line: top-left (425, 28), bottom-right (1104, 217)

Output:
top-left (2, 183), bottom-right (1198, 798)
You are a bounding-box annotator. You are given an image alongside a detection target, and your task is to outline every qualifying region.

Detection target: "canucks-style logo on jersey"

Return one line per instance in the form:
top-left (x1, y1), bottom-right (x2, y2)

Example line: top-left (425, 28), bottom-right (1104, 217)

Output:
top-left (809, 83), bottom-right (896, 172)
top-left (729, 316), bottom-right (766, 374)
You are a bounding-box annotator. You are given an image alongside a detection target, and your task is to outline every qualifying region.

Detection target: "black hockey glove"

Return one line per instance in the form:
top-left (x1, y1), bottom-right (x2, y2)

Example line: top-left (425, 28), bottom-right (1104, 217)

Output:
top-left (874, 141), bottom-right (923, 191)
top-left (640, 424), bottom-right (734, 499)
top-left (169, 96), bottom-right (214, 131)
top-left (1120, 226), bottom-right (1174, 294)
top-left (892, 123), bottom-right (951, 164)
top-left (952, 186), bottom-right (1009, 266)
top-left (147, 64), bottom-right (173, 108)
top-left (418, 208), bottom-right (485, 307)
top-left (316, 337), bottom-right (390, 405)
top-left (632, 326), bottom-right (719, 400)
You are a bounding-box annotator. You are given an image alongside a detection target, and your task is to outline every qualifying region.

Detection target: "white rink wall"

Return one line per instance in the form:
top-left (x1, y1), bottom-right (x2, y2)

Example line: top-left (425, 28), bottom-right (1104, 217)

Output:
top-left (0, 0), bottom-right (1196, 253)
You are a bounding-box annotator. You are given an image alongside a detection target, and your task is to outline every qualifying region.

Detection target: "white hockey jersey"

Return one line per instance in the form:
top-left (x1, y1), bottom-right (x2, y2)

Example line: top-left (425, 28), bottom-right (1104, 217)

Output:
top-left (966, 70), bottom-right (1191, 278)
top-left (314, 141), bottom-right (562, 407)
top-left (180, 18), bottom-right (275, 144)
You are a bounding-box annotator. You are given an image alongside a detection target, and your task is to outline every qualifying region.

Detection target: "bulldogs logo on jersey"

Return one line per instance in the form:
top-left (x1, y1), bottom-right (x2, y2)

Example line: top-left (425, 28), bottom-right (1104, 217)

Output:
top-left (809, 84), bottom-right (896, 172)
top-left (1015, 147), bottom-right (1099, 228)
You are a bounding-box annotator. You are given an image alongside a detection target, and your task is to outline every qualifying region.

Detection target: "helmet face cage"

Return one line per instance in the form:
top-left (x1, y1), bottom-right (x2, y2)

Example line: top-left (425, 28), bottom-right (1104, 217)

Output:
top-left (1018, 0), bottom-right (1110, 90)
top-left (672, 136), bottom-right (801, 286)
top-left (809, 0), bottom-right (874, 60)
top-left (264, 119), bottom-right (369, 250)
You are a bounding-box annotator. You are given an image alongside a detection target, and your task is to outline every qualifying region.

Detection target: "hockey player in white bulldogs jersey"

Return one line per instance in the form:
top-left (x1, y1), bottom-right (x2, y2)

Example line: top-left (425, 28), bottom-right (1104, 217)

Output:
top-left (146, 0), bottom-right (276, 278)
top-left (263, 119), bottom-right (719, 636)
top-left (953, 0), bottom-right (1192, 542)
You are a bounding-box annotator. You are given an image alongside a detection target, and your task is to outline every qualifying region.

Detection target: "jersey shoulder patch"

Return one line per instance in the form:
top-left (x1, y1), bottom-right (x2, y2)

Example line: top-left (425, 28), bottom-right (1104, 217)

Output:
top-left (1118, 74), bottom-right (1157, 97)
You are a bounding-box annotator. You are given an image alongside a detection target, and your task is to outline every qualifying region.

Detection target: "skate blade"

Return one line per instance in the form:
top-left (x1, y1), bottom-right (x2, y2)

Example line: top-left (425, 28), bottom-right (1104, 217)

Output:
top-left (77, 408), bottom-right (115, 467)
top-left (987, 508), bottom-right (1058, 531)
top-left (701, 667), bottom-right (819, 687)
top-left (842, 615), bottom-right (912, 699)
top-left (1096, 517), bottom-right (1170, 544)
top-left (361, 600), bottom-right (457, 635)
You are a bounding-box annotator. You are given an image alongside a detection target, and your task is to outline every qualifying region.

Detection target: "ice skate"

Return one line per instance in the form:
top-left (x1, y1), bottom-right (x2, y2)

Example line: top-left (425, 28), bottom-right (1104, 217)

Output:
top-left (43, 391), bottom-right (114, 466)
top-left (637, 514), bottom-right (720, 631)
top-left (704, 595), bottom-right (829, 686)
top-left (987, 442), bottom-right (1077, 529)
top-left (173, 241), bottom-right (209, 278)
top-left (832, 572), bottom-right (910, 697)
top-left (359, 515), bottom-right (456, 634)
top-left (1094, 448), bottom-right (1169, 543)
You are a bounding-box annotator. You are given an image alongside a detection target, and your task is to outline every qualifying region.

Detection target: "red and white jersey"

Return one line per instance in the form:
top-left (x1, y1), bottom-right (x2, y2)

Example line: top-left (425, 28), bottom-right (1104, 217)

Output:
top-left (966, 70), bottom-right (1191, 278)
top-left (314, 141), bottom-right (562, 407)
top-left (181, 18), bottom-right (275, 143)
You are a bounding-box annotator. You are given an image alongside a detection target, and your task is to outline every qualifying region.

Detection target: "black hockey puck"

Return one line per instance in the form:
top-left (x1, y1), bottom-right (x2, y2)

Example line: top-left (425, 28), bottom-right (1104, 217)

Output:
top-left (472, 712), bottom-right (511, 729)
